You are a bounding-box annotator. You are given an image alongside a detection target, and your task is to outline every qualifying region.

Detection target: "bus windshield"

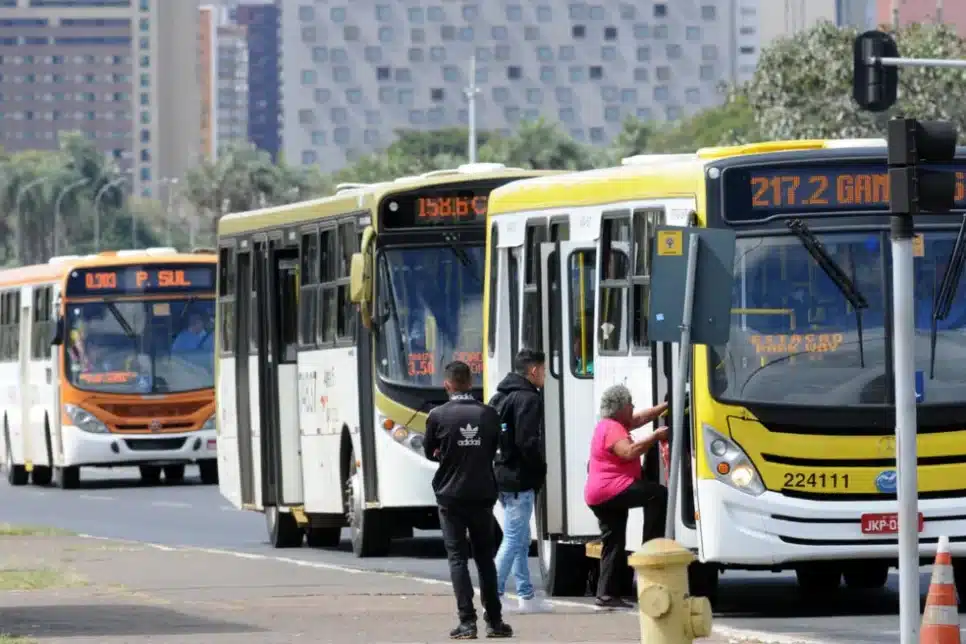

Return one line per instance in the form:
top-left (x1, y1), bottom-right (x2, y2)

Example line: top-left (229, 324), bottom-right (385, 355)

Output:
top-left (710, 230), bottom-right (966, 408)
top-left (65, 298), bottom-right (215, 395)
top-left (375, 245), bottom-right (485, 387)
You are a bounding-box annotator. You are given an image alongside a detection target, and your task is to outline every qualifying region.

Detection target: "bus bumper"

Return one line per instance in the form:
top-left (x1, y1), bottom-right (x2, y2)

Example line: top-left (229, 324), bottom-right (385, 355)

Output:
top-left (59, 425), bottom-right (218, 468)
top-left (696, 478), bottom-right (966, 565)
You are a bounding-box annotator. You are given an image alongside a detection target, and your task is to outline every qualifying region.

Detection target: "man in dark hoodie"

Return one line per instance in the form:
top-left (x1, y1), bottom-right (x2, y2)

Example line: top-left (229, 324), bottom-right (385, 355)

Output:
top-left (490, 349), bottom-right (550, 613)
top-left (424, 360), bottom-right (513, 640)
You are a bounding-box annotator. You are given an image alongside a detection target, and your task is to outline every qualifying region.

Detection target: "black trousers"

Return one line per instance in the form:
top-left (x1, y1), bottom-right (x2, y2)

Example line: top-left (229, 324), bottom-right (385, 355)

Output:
top-left (589, 479), bottom-right (668, 600)
top-left (439, 502), bottom-right (502, 624)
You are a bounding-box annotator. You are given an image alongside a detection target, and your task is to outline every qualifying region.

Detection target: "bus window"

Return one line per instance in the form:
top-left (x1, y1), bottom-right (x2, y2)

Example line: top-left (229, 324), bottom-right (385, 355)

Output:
top-left (299, 230), bottom-right (319, 347)
top-left (631, 207), bottom-right (664, 350)
top-left (522, 222), bottom-right (546, 351)
top-left (508, 248), bottom-right (520, 359)
top-left (599, 214), bottom-right (630, 354)
top-left (487, 223), bottom-right (499, 358)
top-left (569, 249), bottom-right (596, 377)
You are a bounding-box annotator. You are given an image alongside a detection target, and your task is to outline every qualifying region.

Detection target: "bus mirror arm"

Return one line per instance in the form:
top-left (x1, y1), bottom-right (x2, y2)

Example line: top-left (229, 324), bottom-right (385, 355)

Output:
top-left (50, 316), bottom-right (65, 346)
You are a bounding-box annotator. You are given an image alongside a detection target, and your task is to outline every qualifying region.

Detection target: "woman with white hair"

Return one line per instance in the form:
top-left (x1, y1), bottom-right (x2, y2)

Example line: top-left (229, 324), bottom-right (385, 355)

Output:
top-left (584, 383), bottom-right (669, 611)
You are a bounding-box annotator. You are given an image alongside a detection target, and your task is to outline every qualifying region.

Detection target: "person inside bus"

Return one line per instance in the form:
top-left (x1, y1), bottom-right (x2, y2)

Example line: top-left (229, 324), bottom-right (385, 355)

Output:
top-left (584, 384), bottom-right (669, 611)
top-left (171, 313), bottom-right (213, 353)
top-left (67, 322), bottom-right (89, 373)
top-left (572, 328), bottom-right (594, 376)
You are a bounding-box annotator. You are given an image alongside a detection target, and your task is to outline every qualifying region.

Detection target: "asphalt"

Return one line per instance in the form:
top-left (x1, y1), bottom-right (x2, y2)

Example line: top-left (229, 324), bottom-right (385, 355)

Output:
top-left (0, 466), bottom-right (953, 643)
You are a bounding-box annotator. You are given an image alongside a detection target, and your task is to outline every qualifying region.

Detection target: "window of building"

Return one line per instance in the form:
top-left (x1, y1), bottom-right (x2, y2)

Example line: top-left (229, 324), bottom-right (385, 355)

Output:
top-left (556, 86), bottom-right (573, 103)
top-left (411, 28), bottom-right (425, 43)
top-left (700, 64), bottom-right (714, 81)
top-left (666, 106), bottom-right (681, 121)
top-left (366, 110), bottom-right (381, 125)
top-left (428, 107), bottom-right (445, 124)
top-left (407, 7), bottom-right (423, 22)
top-left (299, 5), bottom-right (314, 21)
top-left (476, 67), bottom-right (488, 82)
top-left (654, 3), bottom-right (667, 18)
top-left (333, 66), bottom-right (351, 82)
top-left (301, 26), bottom-right (316, 42)
top-left (298, 109), bottom-right (314, 125)
top-left (569, 4), bottom-right (587, 19)
top-left (686, 26), bottom-right (701, 41)
top-left (346, 89), bottom-right (362, 104)
top-left (569, 66), bottom-right (585, 82)
top-left (656, 66), bottom-right (671, 81)
top-left (559, 107), bottom-right (575, 123)
top-left (427, 6), bottom-right (444, 21)
top-left (409, 109), bottom-right (425, 125)
top-left (364, 46), bottom-right (381, 63)
top-left (364, 129), bottom-right (380, 145)
top-left (701, 5), bottom-right (716, 20)
top-left (525, 26), bottom-right (540, 40)
top-left (603, 26), bottom-right (618, 41)
top-left (493, 86), bottom-right (509, 103)
top-left (634, 24), bottom-right (649, 39)
top-left (603, 107), bottom-right (620, 123)
top-left (441, 25), bottom-right (455, 40)
top-left (702, 45), bottom-right (718, 60)
top-left (333, 127), bottom-right (350, 145)
top-left (331, 48), bottom-right (348, 64)
top-left (537, 5), bottom-right (552, 22)
top-left (376, 5), bottom-right (391, 21)
top-left (431, 88), bottom-right (445, 102)
top-left (311, 130), bottom-right (326, 145)
top-left (329, 7), bottom-right (345, 22)
top-left (539, 66), bottom-right (555, 82)
top-left (476, 47), bottom-right (491, 62)
top-left (407, 48), bottom-right (423, 63)
top-left (653, 25), bottom-right (668, 39)
top-left (398, 88), bottom-right (414, 105)
top-left (312, 47), bottom-right (327, 63)
top-left (739, 46), bottom-right (756, 55)
top-left (740, 26), bottom-right (756, 36)
top-left (459, 27), bottom-right (474, 41)
top-left (495, 45), bottom-right (511, 61)
top-left (378, 27), bottom-right (393, 42)
top-left (443, 66), bottom-right (460, 82)
top-left (301, 69), bottom-right (317, 85)
top-left (667, 44), bottom-right (682, 59)
top-left (506, 4), bottom-right (522, 20)
top-left (462, 5), bottom-right (478, 20)
top-left (301, 150), bottom-right (317, 164)
top-left (395, 68), bottom-right (412, 82)
top-left (654, 85), bottom-right (669, 101)
top-left (526, 88), bottom-right (543, 104)
top-left (637, 107), bottom-right (653, 121)
top-left (378, 87), bottom-right (394, 103)
top-left (559, 45), bottom-right (575, 61)
top-left (602, 46), bottom-right (617, 61)
top-left (504, 106), bottom-right (520, 122)
top-left (572, 25), bottom-right (585, 38)
top-left (507, 66), bottom-right (522, 80)
top-left (589, 66), bottom-right (603, 80)
top-left (492, 26), bottom-right (507, 40)
top-left (314, 88), bottom-right (331, 103)
top-left (686, 88), bottom-right (700, 104)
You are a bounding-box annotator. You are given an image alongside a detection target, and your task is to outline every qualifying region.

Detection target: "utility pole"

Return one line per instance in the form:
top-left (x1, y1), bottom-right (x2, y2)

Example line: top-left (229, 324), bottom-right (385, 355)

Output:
top-left (937, 0), bottom-right (944, 24)
top-left (463, 56), bottom-right (480, 164)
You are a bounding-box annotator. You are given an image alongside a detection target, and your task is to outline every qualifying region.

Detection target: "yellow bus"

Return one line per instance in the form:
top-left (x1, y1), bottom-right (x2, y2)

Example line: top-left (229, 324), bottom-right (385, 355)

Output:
top-left (484, 139), bottom-right (966, 599)
top-left (0, 248), bottom-right (218, 489)
top-left (216, 163), bottom-right (559, 554)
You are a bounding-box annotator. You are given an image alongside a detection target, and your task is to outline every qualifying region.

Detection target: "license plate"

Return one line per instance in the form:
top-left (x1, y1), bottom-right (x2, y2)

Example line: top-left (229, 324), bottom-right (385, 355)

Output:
top-left (206, 439), bottom-right (217, 452)
top-left (860, 512), bottom-right (924, 535)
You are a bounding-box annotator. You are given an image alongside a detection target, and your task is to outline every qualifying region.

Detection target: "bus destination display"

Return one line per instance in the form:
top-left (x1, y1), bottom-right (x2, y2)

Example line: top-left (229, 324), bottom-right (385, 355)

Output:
top-left (407, 351), bottom-right (483, 377)
top-left (723, 163), bottom-right (966, 220)
top-left (66, 265), bottom-right (216, 297)
top-left (381, 180), bottom-right (508, 229)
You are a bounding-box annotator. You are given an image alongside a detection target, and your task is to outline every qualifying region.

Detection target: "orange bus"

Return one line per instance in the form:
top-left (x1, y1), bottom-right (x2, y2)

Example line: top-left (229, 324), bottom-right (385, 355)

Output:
top-left (0, 248), bottom-right (218, 489)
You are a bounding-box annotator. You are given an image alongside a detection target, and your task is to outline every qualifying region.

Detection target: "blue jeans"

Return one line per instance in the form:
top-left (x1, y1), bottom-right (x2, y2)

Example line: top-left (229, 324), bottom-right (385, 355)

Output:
top-left (495, 489), bottom-right (535, 600)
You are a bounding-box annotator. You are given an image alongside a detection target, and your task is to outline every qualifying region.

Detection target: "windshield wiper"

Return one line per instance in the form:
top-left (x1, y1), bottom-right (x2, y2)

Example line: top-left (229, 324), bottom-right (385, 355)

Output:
top-left (447, 245), bottom-right (482, 285)
top-left (929, 213), bottom-right (966, 379)
top-left (106, 302), bottom-right (137, 341)
top-left (786, 219), bottom-right (869, 367)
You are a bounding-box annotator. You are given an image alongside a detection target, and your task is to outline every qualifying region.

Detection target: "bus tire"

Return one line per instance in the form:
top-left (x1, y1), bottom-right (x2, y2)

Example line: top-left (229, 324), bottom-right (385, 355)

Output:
top-left (198, 459), bottom-right (218, 485)
top-left (139, 465), bottom-right (162, 485)
top-left (54, 466), bottom-right (80, 490)
top-left (266, 505), bottom-right (303, 548)
top-left (537, 538), bottom-right (588, 597)
top-left (4, 425), bottom-right (27, 486)
top-left (30, 466), bottom-right (52, 486)
top-left (345, 449), bottom-right (390, 558)
top-left (163, 465), bottom-right (185, 484)
top-left (688, 562), bottom-right (720, 603)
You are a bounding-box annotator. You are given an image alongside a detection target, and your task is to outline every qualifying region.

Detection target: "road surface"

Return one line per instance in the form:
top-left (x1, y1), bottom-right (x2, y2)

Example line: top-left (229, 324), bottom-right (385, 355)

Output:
top-left (0, 466), bottom-right (950, 643)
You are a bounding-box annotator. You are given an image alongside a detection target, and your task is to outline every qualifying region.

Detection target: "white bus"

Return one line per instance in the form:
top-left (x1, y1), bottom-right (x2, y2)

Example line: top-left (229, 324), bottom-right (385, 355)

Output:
top-left (216, 164), bottom-right (558, 555)
top-left (0, 249), bottom-right (219, 489)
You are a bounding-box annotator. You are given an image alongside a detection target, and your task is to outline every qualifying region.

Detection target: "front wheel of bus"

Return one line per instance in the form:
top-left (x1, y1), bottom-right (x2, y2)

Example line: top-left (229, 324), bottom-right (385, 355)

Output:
top-left (266, 505), bottom-right (303, 548)
top-left (53, 466), bottom-right (79, 490)
top-left (163, 465), bottom-right (185, 484)
top-left (198, 459), bottom-right (218, 485)
top-left (537, 537), bottom-right (588, 597)
top-left (345, 451), bottom-right (390, 558)
top-left (4, 432), bottom-right (27, 486)
top-left (30, 467), bottom-right (52, 486)
top-left (139, 465), bottom-right (162, 485)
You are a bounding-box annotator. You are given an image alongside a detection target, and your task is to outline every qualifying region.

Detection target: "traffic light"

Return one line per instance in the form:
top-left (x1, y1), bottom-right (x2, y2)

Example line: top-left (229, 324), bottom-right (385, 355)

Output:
top-left (853, 30), bottom-right (899, 112)
top-left (887, 118), bottom-right (959, 215)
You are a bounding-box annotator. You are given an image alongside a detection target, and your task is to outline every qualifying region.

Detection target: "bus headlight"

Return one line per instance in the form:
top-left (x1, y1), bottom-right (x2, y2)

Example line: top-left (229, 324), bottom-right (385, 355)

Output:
top-left (201, 415), bottom-right (216, 431)
top-left (378, 414), bottom-right (426, 454)
top-left (64, 404), bottom-right (109, 434)
top-left (702, 424), bottom-right (764, 496)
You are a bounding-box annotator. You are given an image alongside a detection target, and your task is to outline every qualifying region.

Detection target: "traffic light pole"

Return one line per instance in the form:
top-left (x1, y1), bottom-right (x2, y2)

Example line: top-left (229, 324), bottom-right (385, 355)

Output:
top-left (891, 214), bottom-right (920, 644)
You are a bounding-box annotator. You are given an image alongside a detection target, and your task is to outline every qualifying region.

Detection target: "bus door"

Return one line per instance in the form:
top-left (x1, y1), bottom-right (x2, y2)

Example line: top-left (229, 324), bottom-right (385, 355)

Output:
top-left (235, 249), bottom-right (256, 505)
top-left (17, 288), bottom-right (32, 467)
top-left (558, 242), bottom-right (599, 537)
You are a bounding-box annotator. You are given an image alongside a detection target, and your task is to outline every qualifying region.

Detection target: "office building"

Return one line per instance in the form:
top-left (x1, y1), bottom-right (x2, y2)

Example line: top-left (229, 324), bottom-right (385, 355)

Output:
top-left (875, 0), bottom-right (965, 32)
top-left (281, 0), bottom-right (761, 174)
top-left (200, 4), bottom-right (249, 161)
top-left (235, 1), bottom-right (280, 161)
top-left (757, 0), bottom-right (875, 47)
top-left (0, 0), bottom-right (201, 198)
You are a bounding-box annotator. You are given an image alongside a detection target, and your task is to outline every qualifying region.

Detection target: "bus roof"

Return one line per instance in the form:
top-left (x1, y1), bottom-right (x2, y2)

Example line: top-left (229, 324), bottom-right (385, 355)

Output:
top-left (486, 139), bottom-right (893, 216)
top-left (218, 164), bottom-right (561, 236)
top-left (0, 249), bottom-right (216, 290)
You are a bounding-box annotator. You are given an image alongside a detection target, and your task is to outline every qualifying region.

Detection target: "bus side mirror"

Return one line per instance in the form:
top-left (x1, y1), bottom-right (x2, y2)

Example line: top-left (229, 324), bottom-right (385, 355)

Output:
top-left (50, 317), bottom-right (64, 346)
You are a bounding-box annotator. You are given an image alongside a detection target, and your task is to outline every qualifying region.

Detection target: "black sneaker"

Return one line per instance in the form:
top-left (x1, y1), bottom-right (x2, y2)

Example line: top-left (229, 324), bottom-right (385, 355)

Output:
top-left (450, 622), bottom-right (478, 639)
top-left (486, 621), bottom-right (513, 638)
top-left (594, 596), bottom-right (633, 611)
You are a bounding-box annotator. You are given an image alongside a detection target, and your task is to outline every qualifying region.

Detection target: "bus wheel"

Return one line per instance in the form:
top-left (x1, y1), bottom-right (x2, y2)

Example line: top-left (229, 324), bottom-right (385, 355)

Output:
top-left (537, 538), bottom-right (587, 597)
top-left (30, 467), bottom-right (52, 486)
top-left (53, 466), bottom-right (80, 490)
top-left (139, 465), bottom-right (162, 485)
top-left (843, 563), bottom-right (889, 590)
top-left (163, 465), bottom-right (185, 484)
top-left (345, 451), bottom-right (390, 558)
top-left (796, 564), bottom-right (842, 593)
top-left (265, 506), bottom-right (303, 548)
top-left (688, 562), bottom-right (720, 603)
top-left (198, 459), bottom-right (218, 485)
top-left (4, 433), bottom-right (27, 486)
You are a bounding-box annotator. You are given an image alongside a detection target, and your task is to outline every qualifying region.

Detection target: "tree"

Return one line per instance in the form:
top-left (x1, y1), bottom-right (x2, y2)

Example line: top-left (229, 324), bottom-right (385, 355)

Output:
top-left (745, 21), bottom-right (966, 141)
top-left (642, 92), bottom-right (760, 155)
top-left (478, 118), bottom-right (602, 170)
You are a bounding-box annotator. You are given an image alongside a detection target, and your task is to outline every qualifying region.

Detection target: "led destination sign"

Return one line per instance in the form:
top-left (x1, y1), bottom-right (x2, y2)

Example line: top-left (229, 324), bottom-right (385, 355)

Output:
top-left (66, 265), bottom-right (216, 297)
top-left (380, 179), bottom-right (513, 229)
top-left (723, 163), bottom-right (966, 220)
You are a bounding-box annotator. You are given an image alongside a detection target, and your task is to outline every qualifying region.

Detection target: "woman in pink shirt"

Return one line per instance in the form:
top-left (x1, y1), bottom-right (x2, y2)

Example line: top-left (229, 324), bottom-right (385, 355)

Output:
top-left (584, 384), bottom-right (669, 610)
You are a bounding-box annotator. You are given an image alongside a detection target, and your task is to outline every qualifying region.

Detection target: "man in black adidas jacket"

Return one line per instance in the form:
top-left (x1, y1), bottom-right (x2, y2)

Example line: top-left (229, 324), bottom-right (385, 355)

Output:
top-left (424, 360), bottom-right (513, 640)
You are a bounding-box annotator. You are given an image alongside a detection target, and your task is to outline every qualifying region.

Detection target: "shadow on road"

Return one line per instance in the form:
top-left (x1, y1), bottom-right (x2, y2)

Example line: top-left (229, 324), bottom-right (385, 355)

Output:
top-left (0, 604), bottom-right (260, 638)
top-left (69, 476), bottom-right (210, 491)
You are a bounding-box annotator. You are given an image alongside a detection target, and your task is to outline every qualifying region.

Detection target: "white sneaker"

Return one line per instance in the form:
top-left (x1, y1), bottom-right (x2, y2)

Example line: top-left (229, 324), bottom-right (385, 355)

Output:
top-left (515, 596), bottom-right (553, 613)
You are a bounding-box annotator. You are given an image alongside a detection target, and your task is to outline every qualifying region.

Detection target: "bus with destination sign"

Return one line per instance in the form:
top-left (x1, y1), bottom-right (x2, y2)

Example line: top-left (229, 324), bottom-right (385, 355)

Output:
top-left (215, 164), bottom-right (559, 555)
top-left (483, 139), bottom-right (966, 601)
top-left (0, 248), bottom-right (219, 490)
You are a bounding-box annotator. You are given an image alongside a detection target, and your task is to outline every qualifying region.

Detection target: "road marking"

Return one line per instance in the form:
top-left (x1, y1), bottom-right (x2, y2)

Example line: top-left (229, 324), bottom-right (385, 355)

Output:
top-left (150, 501), bottom-right (191, 509)
top-left (79, 494), bottom-right (114, 501)
top-left (74, 533), bottom-right (836, 643)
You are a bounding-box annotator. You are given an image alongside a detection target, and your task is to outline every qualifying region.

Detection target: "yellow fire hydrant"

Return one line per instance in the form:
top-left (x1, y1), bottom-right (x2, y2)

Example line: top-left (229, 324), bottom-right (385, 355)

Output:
top-left (628, 538), bottom-right (713, 644)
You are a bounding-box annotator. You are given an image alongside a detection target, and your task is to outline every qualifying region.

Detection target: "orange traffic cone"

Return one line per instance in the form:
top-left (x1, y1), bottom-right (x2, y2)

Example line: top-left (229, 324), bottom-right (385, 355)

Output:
top-left (921, 535), bottom-right (961, 644)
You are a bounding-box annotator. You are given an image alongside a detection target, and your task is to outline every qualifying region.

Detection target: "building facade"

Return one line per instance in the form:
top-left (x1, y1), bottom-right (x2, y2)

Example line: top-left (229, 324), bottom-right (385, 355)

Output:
top-left (280, 0), bottom-right (761, 173)
top-left (0, 0), bottom-right (201, 198)
top-left (875, 0), bottom-right (965, 32)
top-left (235, 1), bottom-right (279, 161)
top-left (200, 4), bottom-right (249, 161)
top-left (757, 0), bottom-right (875, 50)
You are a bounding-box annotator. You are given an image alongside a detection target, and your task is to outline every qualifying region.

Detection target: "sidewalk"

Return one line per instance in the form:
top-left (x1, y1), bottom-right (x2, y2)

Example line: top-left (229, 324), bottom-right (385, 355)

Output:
top-left (0, 533), bottom-right (752, 643)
